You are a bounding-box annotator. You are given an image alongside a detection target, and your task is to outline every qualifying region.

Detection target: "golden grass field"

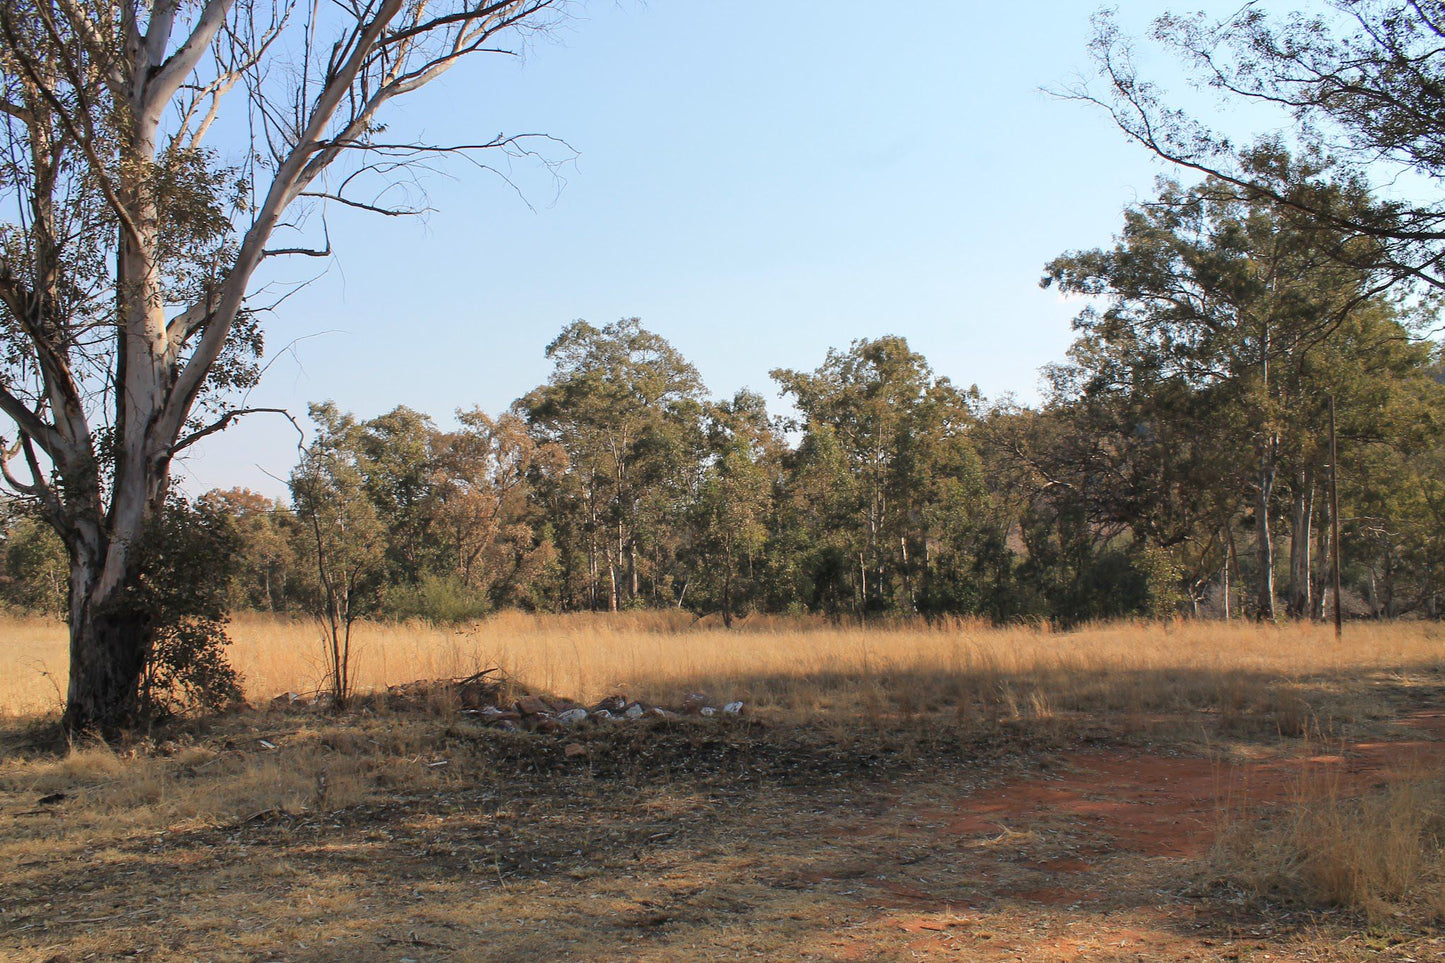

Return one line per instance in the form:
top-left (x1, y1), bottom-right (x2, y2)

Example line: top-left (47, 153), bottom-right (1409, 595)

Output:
top-left (5, 610), bottom-right (1442, 720)
top-left (4, 614), bottom-right (1445, 961)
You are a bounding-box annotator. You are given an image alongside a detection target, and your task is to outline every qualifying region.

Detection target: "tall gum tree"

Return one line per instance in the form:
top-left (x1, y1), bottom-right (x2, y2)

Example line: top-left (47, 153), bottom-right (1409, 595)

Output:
top-left (1045, 154), bottom-right (1403, 620)
top-left (0, 0), bottom-right (568, 732)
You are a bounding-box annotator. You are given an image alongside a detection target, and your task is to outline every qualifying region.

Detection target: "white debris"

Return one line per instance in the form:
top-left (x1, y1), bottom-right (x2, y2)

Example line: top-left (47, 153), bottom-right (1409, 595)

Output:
top-left (722, 701), bottom-right (744, 715)
top-left (555, 708), bottom-right (589, 726)
top-left (699, 706), bottom-right (716, 717)
top-left (624, 703), bottom-right (645, 720)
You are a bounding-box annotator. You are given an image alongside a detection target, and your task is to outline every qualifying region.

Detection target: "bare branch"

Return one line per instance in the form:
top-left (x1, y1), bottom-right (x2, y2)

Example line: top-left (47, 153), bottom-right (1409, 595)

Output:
top-left (297, 189), bottom-right (422, 216)
top-left (171, 406), bottom-right (294, 454)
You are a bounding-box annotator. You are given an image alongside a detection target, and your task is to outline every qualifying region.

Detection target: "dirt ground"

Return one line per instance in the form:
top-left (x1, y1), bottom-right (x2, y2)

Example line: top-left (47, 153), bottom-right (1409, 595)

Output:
top-left (3, 692), bottom-right (1445, 961)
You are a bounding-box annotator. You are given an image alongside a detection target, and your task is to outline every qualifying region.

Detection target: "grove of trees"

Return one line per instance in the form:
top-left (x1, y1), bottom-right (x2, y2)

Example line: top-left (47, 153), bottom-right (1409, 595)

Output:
top-left (8, 293), bottom-right (1442, 639)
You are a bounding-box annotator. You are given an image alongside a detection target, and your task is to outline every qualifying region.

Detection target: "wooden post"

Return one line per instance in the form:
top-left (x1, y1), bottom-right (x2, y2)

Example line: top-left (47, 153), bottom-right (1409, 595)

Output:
top-left (1329, 395), bottom-right (1342, 640)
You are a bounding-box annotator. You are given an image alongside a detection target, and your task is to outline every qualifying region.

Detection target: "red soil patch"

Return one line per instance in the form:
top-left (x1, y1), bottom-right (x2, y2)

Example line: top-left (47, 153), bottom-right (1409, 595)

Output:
top-left (850, 713), bottom-right (1445, 959)
top-left (933, 712), bottom-right (1445, 910)
top-left (946, 752), bottom-right (1256, 858)
top-left (952, 740), bottom-right (1444, 861)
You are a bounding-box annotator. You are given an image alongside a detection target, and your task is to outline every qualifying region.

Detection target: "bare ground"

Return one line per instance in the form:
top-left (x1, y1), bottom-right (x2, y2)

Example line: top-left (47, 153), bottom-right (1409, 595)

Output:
top-left (3, 679), bottom-right (1445, 961)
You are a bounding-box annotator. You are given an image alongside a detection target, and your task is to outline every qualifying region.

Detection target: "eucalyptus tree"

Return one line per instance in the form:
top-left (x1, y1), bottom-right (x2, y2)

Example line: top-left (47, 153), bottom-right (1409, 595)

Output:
top-left (1045, 155), bottom-right (1403, 619)
top-left (289, 403), bottom-right (384, 707)
top-left (689, 391), bottom-right (780, 626)
top-left (0, 0), bottom-right (566, 729)
top-left (518, 319), bottom-right (707, 611)
top-left (431, 407), bottom-right (565, 607)
top-left (773, 336), bottom-right (983, 615)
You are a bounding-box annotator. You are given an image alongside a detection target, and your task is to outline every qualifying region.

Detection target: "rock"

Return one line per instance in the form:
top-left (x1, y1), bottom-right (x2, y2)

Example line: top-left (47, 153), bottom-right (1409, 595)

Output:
top-left (514, 695), bottom-right (551, 716)
top-left (564, 742), bottom-right (588, 759)
top-left (624, 702), bottom-right (645, 720)
top-left (272, 691), bottom-right (305, 706)
top-left (556, 708), bottom-right (589, 726)
top-left (592, 708), bottom-right (613, 721)
top-left (699, 706), bottom-right (716, 717)
top-left (592, 695), bottom-right (627, 714)
top-left (496, 720), bottom-right (519, 731)
top-left (649, 707), bottom-right (674, 719)
top-left (682, 692), bottom-right (709, 713)
top-left (722, 701), bottom-right (744, 716)
top-left (532, 716), bottom-right (562, 734)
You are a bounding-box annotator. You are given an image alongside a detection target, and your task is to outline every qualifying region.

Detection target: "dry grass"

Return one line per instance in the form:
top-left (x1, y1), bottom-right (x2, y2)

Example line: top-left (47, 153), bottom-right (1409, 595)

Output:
top-left (5, 611), bottom-right (1443, 728)
top-left (1213, 760), bottom-right (1445, 922)
top-left (4, 614), bottom-right (1445, 960)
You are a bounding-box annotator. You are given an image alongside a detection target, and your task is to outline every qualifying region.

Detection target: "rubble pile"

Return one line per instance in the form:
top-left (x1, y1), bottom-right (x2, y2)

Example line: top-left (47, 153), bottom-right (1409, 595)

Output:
top-left (269, 671), bottom-right (746, 732)
top-left (469, 692), bottom-right (745, 732)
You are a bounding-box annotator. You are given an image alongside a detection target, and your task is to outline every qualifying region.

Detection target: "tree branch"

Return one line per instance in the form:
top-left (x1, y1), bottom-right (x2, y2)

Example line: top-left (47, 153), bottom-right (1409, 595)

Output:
top-left (171, 406), bottom-right (293, 455)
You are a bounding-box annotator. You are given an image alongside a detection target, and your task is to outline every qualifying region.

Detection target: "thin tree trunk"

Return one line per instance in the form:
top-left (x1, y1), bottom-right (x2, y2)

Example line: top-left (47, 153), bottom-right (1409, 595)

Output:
top-left (1287, 469), bottom-right (1313, 618)
top-left (1312, 489), bottom-right (1333, 621)
top-left (1256, 462), bottom-right (1277, 621)
top-left (722, 541), bottom-right (733, 629)
top-left (858, 551), bottom-right (867, 618)
top-left (900, 536), bottom-right (916, 613)
top-left (1221, 526), bottom-right (1233, 620)
top-left (628, 538), bottom-right (638, 602)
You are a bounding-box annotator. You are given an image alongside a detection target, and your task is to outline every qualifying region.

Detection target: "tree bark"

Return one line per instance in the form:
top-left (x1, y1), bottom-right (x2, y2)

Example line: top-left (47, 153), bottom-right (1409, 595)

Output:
top-left (1286, 469), bottom-right (1314, 618)
top-left (1312, 487), bottom-right (1333, 621)
top-left (63, 554), bottom-right (152, 733)
top-left (722, 541), bottom-right (734, 629)
top-left (1255, 465), bottom-right (1277, 621)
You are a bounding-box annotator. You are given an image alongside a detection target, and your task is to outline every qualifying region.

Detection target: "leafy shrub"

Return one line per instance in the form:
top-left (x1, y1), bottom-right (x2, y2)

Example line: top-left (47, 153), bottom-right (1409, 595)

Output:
top-left (385, 573), bottom-right (490, 624)
top-left (134, 496), bottom-right (245, 716)
top-left (0, 513), bottom-right (68, 617)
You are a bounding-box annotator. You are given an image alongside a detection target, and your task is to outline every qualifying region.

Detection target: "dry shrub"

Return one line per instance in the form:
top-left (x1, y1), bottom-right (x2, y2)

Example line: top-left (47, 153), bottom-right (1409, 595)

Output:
top-left (1211, 765), bottom-right (1445, 922)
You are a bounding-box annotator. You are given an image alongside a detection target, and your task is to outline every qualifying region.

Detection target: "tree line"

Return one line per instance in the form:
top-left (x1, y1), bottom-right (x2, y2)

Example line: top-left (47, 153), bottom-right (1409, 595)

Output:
top-left (8, 175), bottom-right (1443, 630)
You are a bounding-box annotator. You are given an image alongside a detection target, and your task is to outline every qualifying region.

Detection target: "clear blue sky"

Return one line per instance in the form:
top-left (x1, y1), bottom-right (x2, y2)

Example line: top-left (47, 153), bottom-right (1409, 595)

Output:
top-left (174, 0), bottom-right (1271, 498)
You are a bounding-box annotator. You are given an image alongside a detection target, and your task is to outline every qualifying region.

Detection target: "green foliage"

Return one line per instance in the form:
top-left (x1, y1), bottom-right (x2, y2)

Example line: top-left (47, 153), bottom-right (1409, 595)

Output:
top-left (0, 512), bottom-right (67, 617)
top-left (168, 283), bottom-right (1442, 630)
top-left (385, 574), bottom-right (491, 624)
top-left (291, 404), bottom-right (388, 703)
top-left (197, 488), bottom-right (295, 612)
top-left (1087, 2), bottom-right (1445, 289)
top-left (135, 497), bottom-right (244, 717)
top-left (1042, 151), bottom-right (1445, 619)
top-left (519, 318), bottom-right (707, 611)
top-left (772, 336), bottom-right (990, 617)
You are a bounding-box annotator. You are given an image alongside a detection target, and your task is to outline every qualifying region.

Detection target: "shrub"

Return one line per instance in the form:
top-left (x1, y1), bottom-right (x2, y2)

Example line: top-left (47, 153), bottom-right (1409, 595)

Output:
top-left (385, 573), bottom-right (490, 624)
top-left (134, 497), bottom-right (245, 716)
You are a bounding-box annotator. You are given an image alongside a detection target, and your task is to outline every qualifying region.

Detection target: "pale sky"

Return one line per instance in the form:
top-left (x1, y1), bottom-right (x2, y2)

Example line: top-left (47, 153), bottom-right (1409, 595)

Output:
top-left (172, 0), bottom-right (1279, 499)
